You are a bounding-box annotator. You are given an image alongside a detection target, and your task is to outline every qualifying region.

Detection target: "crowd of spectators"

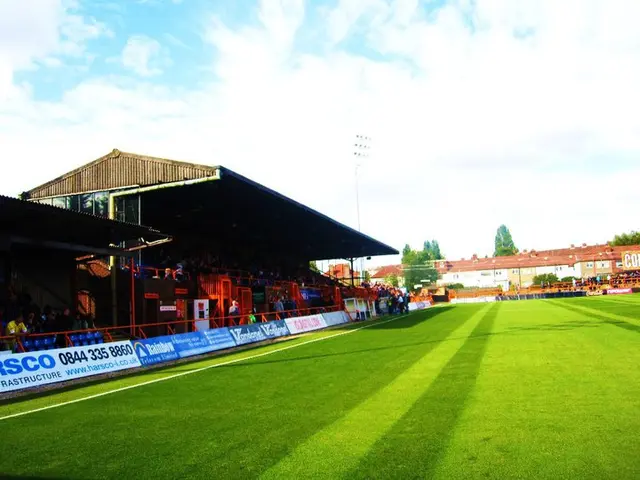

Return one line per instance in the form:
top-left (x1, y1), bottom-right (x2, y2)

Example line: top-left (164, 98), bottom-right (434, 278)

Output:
top-left (609, 270), bottom-right (640, 287)
top-left (574, 276), bottom-right (611, 288)
top-left (1, 286), bottom-right (93, 352)
top-left (362, 282), bottom-right (412, 315)
top-left (573, 272), bottom-right (640, 289)
top-left (137, 250), bottom-right (341, 290)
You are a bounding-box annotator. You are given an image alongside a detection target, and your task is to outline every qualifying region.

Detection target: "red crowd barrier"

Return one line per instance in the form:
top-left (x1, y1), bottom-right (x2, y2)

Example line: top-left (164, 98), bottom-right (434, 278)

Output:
top-left (0, 305), bottom-right (343, 353)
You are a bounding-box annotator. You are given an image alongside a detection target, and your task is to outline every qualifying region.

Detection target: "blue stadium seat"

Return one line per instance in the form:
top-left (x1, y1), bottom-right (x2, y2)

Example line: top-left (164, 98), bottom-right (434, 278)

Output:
top-left (43, 337), bottom-right (55, 350)
top-left (34, 338), bottom-right (43, 351)
top-left (77, 333), bottom-right (87, 346)
top-left (69, 334), bottom-right (80, 345)
top-left (22, 339), bottom-right (34, 352)
top-left (85, 332), bottom-right (96, 345)
top-left (95, 332), bottom-right (104, 344)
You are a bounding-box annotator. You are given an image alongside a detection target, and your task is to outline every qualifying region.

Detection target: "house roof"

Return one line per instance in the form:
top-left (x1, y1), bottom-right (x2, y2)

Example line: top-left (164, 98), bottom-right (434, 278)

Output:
top-left (370, 265), bottom-right (403, 278)
top-left (436, 244), bottom-right (635, 274)
top-left (325, 264), bottom-right (355, 277)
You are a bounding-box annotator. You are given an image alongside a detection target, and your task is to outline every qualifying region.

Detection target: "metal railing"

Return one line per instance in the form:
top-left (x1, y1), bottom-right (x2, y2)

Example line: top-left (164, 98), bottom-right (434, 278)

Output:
top-left (0, 305), bottom-right (343, 353)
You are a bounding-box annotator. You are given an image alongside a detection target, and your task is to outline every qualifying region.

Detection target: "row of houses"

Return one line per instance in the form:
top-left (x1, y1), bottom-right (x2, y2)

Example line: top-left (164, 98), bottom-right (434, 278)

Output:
top-left (367, 243), bottom-right (639, 290)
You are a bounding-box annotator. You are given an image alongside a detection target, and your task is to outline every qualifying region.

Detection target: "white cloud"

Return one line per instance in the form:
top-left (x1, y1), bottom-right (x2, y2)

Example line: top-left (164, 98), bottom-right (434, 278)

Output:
top-left (2, 0), bottom-right (640, 265)
top-left (0, 0), bottom-right (110, 102)
top-left (121, 35), bottom-right (170, 77)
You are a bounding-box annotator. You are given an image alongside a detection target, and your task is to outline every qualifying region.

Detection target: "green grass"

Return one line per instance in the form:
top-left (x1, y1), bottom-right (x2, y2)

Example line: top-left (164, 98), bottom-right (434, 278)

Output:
top-left (1, 297), bottom-right (640, 479)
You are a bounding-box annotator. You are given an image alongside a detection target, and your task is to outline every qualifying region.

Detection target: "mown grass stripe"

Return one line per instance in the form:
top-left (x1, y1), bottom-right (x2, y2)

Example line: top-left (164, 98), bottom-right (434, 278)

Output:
top-left (428, 299), bottom-right (640, 479)
top-left (260, 304), bottom-right (495, 479)
top-left (550, 300), bottom-right (640, 334)
top-left (351, 303), bottom-right (500, 479)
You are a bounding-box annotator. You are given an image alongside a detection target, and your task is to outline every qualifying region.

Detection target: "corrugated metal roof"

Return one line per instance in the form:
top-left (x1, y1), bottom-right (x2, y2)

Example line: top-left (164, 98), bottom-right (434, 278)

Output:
top-left (22, 149), bottom-right (399, 258)
top-left (26, 149), bottom-right (219, 199)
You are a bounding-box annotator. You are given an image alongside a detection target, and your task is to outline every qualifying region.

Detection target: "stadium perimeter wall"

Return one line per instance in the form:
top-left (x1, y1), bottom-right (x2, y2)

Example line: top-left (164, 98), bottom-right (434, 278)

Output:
top-left (0, 311), bottom-right (352, 394)
top-left (450, 290), bottom-right (637, 304)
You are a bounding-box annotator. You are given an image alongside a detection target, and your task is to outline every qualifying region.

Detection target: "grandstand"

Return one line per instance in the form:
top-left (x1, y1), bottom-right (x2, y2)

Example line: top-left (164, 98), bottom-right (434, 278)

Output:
top-left (0, 195), bottom-right (167, 352)
top-left (0, 150), bottom-right (407, 364)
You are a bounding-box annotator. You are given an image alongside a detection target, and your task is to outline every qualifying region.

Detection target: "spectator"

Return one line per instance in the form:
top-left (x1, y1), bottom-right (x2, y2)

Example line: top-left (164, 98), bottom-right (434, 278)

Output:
top-left (57, 308), bottom-right (74, 331)
top-left (229, 300), bottom-right (240, 317)
top-left (73, 312), bottom-right (89, 331)
top-left (24, 311), bottom-right (37, 334)
top-left (274, 297), bottom-right (285, 318)
top-left (4, 311), bottom-right (27, 352)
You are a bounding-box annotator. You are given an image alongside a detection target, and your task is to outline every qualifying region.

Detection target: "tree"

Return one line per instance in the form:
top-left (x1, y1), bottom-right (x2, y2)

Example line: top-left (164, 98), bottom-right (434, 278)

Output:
top-left (430, 240), bottom-right (443, 260)
top-left (402, 244), bottom-right (418, 265)
top-left (560, 276), bottom-right (576, 283)
top-left (402, 240), bottom-right (443, 290)
top-left (532, 273), bottom-right (559, 285)
top-left (364, 270), bottom-right (371, 283)
top-left (385, 273), bottom-right (399, 287)
top-left (422, 240), bottom-right (443, 260)
top-left (610, 231), bottom-right (640, 246)
top-left (309, 261), bottom-right (319, 272)
top-left (494, 225), bottom-right (518, 257)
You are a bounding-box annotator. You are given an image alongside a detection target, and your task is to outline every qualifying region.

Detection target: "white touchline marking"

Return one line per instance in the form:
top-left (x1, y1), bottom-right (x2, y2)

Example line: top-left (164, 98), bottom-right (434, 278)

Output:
top-left (0, 315), bottom-right (407, 422)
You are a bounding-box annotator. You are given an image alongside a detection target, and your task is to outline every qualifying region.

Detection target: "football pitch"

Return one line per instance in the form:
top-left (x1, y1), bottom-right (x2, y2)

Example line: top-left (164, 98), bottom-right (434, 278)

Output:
top-left (1, 296), bottom-right (639, 479)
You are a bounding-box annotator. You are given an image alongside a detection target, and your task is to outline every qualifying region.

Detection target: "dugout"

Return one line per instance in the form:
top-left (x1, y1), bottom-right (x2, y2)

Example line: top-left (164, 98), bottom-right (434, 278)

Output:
top-left (0, 195), bottom-right (169, 326)
top-left (23, 149), bottom-right (398, 326)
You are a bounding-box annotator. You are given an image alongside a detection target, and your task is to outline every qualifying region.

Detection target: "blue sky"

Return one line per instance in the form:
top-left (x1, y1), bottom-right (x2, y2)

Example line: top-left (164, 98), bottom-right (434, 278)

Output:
top-left (16, 0), bottom-right (208, 100)
top-left (1, 0), bottom-right (640, 264)
top-left (16, 0), bottom-right (453, 101)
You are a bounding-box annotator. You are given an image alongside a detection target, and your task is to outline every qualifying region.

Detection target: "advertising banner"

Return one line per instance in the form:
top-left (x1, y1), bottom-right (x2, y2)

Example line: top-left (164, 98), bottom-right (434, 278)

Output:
top-left (322, 311), bottom-right (351, 327)
top-left (171, 332), bottom-right (219, 358)
top-left (0, 341), bottom-right (141, 393)
top-left (300, 288), bottom-right (322, 301)
top-left (134, 329), bottom-right (238, 366)
top-left (259, 320), bottom-right (290, 339)
top-left (451, 296), bottom-right (497, 304)
top-left (621, 251), bottom-right (640, 270)
top-left (228, 323), bottom-right (268, 346)
top-left (607, 288), bottom-right (632, 295)
top-left (408, 301), bottom-right (432, 312)
top-left (285, 314), bottom-right (328, 334)
top-left (133, 336), bottom-right (180, 366)
top-left (201, 328), bottom-right (236, 351)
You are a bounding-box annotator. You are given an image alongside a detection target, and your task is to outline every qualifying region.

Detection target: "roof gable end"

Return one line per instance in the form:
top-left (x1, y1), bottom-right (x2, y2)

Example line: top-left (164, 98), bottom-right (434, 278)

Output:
top-left (26, 149), bottom-right (219, 199)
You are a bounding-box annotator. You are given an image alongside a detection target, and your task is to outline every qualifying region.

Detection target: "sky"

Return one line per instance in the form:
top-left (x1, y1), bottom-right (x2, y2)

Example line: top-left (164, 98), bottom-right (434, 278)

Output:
top-left (1, 0), bottom-right (640, 268)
